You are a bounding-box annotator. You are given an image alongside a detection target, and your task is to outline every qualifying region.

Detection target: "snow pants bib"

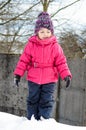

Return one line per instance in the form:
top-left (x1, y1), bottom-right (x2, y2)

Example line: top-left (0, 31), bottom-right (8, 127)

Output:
top-left (27, 81), bottom-right (56, 120)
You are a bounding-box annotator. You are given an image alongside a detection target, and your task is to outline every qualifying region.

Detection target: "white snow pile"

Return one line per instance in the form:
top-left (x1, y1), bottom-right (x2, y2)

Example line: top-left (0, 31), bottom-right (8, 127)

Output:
top-left (0, 112), bottom-right (85, 130)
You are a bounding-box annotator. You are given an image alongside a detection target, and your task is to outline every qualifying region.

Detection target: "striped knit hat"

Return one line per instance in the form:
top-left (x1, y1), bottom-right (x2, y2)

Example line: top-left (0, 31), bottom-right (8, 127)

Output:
top-left (35, 12), bottom-right (54, 34)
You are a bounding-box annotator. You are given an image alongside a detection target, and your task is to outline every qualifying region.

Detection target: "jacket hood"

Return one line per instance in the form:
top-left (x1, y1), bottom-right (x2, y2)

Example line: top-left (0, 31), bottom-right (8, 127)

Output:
top-left (29, 35), bottom-right (57, 46)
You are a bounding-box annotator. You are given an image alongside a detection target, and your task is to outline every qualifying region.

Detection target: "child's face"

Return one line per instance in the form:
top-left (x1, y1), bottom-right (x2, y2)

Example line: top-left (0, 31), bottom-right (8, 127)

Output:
top-left (37, 28), bottom-right (52, 40)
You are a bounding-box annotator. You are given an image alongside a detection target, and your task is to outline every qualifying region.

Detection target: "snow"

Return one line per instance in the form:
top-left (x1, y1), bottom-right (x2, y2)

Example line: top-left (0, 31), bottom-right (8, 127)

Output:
top-left (0, 112), bottom-right (86, 130)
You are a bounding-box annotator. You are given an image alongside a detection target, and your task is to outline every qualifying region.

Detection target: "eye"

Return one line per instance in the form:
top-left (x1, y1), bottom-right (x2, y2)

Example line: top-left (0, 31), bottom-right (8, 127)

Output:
top-left (47, 31), bottom-right (51, 33)
top-left (40, 31), bottom-right (44, 33)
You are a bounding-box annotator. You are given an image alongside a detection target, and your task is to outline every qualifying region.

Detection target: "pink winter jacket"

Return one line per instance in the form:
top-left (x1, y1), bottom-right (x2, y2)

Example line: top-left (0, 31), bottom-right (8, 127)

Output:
top-left (14, 35), bottom-right (72, 84)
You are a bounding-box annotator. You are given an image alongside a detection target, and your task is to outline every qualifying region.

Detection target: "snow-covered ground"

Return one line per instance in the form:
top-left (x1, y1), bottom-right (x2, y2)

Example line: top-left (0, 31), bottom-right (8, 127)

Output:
top-left (0, 112), bottom-right (86, 130)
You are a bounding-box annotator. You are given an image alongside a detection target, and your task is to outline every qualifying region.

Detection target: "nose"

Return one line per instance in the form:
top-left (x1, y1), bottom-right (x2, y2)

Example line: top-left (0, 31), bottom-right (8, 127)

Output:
top-left (43, 33), bottom-right (48, 38)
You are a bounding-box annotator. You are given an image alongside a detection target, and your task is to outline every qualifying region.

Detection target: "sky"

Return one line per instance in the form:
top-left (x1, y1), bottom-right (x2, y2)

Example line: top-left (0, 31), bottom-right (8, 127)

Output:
top-left (0, 112), bottom-right (86, 130)
top-left (54, 0), bottom-right (86, 24)
top-left (63, 0), bottom-right (86, 24)
top-left (0, 0), bottom-right (86, 52)
top-left (20, 0), bottom-right (86, 27)
top-left (48, 0), bottom-right (86, 31)
top-left (16, 0), bottom-right (86, 37)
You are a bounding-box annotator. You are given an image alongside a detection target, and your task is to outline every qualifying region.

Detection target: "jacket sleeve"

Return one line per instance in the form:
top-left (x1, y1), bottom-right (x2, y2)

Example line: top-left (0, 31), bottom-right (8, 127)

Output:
top-left (54, 43), bottom-right (72, 80)
top-left (14, 41), bottom-right (32, 76)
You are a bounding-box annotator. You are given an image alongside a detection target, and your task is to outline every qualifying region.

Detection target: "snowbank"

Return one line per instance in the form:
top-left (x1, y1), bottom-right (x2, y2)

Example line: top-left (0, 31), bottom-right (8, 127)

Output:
top-left (0, 112), bottom-right (85, 130)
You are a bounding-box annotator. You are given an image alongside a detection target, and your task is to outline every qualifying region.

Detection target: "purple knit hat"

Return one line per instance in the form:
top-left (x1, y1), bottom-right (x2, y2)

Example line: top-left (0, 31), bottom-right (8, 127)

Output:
top-left (35, 12), bottom-right (54, 34)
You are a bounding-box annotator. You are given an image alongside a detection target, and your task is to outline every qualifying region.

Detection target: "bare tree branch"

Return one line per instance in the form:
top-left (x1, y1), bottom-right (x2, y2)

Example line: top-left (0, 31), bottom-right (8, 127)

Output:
top-left (0, 0), bottom-right (11, 10)
top-left (0, 2), bottom-right (40, 25)
top-left (40, 0), bottom-right (43, 5)
top-left (7, 22), bottom-right (25, 53)
top-left (51, 0), bottom-right (81, 17)
top-left (0, 32), bottom-right (31, 37)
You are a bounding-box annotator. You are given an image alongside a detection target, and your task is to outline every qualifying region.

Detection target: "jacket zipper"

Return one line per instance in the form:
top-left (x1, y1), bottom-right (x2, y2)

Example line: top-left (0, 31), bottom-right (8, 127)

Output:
top-left (39, 45), bottom-right (44, 84)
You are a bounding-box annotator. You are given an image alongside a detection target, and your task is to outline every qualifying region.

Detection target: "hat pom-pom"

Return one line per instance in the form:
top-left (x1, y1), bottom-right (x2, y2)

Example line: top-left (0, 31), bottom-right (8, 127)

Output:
top-left (38, 12), bottom-right (50, 18)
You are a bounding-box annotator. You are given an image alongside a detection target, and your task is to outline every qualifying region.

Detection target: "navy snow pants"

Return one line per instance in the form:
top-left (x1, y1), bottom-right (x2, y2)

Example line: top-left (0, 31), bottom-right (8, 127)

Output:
top-left (27, 81), bottom-right (56, 120)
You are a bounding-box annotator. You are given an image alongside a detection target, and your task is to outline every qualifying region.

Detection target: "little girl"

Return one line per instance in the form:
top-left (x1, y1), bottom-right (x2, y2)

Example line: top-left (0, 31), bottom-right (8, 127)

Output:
top-left (14, 12), bottom-right (72, 120)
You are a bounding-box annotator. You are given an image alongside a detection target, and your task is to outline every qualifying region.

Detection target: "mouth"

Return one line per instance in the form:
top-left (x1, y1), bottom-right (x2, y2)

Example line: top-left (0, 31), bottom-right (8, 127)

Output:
top-left (42, 37), bottom-right (48, 39)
